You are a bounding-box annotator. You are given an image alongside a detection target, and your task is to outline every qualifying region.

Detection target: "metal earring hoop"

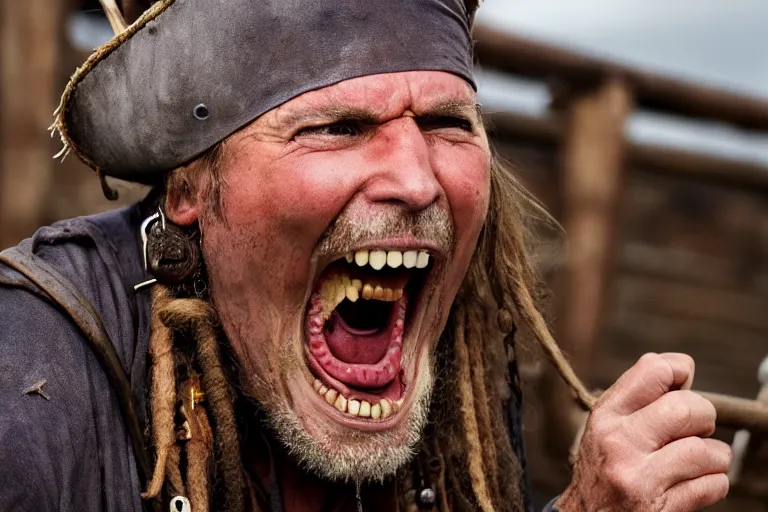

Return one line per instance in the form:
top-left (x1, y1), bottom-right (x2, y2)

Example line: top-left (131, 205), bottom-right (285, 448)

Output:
top-left (134, 207), bottom-right (201, 290)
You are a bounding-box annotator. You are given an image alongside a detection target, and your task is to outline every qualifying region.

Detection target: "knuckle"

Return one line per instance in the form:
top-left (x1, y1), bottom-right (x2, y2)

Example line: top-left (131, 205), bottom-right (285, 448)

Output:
top-left (661, 393), bottom-right (695, 429)
top-left (683, 438), bottom-right (731, 473)
top-left (660, 391), bottom-right (715, 434)
top-left (585, 415), bottom-right (623, 448)
top-left (686, 436), bottom-right (710, 458)
top-left (637, 353), bottom-right (663, 373)
top-left (638, 352), bottom-right (660, 365)
top-left (644, 354), bottom-right (677, 385)
top-left (604, 463), bottom-right (635, 492)
top-left (602, 432), bottom-right (627, 456)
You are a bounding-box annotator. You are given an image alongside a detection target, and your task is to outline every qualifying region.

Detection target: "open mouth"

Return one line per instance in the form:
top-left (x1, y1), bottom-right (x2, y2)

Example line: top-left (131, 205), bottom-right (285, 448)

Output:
top-left (304, 248), bottom-right (434, 422)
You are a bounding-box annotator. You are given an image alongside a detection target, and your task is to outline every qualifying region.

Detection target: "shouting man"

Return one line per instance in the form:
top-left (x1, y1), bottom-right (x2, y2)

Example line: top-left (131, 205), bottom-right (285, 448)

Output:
top-left (0, 1), bottom-right (731, 511)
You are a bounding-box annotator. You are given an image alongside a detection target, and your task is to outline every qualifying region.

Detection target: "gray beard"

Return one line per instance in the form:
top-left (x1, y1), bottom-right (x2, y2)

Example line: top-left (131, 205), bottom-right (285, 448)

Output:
top-left (263, 361), bottom-right (434, 483)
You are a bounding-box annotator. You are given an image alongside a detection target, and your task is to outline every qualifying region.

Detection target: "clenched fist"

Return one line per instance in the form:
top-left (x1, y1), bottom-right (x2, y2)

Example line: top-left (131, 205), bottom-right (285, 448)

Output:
top-left (556, 353), bottom-right (732, 512)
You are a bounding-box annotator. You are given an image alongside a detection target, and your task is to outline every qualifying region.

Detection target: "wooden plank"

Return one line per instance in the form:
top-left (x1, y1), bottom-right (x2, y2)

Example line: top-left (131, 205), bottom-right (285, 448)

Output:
top-left (619, 242), bottom-right (740, 290)
top-left (628, 144), bottom-right (768, 191)
top-left (487, 111), bottom-right (768, 191)
top-left (615, 274), bottom-right (768, 332)
top-left (475, 25), bottom-right (768, 132)
top-left (600, 309), bottom-right (764, 398)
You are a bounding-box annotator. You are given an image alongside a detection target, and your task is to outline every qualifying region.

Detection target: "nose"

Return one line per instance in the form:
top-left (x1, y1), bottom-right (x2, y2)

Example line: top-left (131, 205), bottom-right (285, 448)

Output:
top-left (362, 117), bottom-right (442, 212)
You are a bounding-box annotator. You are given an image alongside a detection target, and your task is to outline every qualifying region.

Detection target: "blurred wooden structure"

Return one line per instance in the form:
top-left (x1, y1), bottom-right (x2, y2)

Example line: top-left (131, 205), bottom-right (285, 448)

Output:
top-left (0, 0), bottom-right (145, 250)
top-left (475, 25), bottom-right (768, 511)
top-left (1, 4), bottom-right (768, 510)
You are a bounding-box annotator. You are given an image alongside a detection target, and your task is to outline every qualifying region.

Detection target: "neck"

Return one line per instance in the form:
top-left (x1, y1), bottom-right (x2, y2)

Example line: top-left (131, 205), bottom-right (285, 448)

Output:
top-left (239, 404), bottom-right (397, 512)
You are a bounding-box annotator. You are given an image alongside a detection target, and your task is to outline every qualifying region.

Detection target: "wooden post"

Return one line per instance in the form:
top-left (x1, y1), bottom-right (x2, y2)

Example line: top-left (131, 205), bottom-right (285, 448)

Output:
top-left (544, 76), bottom-right (633, 455)
top-left (558, 77), bottom-right (632, 377)
top-left (0, 0), bottom-right (65, 248)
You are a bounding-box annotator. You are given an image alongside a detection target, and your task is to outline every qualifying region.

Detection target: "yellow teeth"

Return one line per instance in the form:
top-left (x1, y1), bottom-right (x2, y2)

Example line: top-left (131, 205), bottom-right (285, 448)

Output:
top-left (334, 394), bottom-right (347, 413)
top-left (312, 379), bottom-right (403, 419)
top-left (318, 273), bottom-right (405, 319)
top-left (345, 285), bottom-right (359, 302)
top-left (380, 399), bottom-right (393, 418)
top-left (345, 249), bottom-right (430, 270)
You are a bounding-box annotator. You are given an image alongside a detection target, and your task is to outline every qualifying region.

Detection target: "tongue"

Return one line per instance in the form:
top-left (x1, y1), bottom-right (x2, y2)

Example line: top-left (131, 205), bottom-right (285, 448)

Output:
top-left (324, 310), bottom-right (392, 364)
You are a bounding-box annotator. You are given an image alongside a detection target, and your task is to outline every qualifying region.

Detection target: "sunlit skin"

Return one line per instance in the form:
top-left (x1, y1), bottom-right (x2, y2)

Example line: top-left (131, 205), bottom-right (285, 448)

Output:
top-left (167, 71), bottom-right (491, 507)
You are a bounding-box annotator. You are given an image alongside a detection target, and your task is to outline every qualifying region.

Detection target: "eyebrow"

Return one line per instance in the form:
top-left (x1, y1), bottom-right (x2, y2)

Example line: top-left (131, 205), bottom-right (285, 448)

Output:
top-left (275, 99), bottom-right (482, 130)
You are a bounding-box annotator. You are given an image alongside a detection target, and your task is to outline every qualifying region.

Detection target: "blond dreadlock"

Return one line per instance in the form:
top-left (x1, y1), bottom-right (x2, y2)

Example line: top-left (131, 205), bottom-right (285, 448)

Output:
top-left (142, 289), bottom-right (249, 512)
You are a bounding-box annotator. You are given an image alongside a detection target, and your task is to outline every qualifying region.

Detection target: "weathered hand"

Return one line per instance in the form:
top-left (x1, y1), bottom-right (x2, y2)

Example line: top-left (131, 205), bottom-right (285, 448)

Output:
top-left (556, 353), bottom-right (732, 512)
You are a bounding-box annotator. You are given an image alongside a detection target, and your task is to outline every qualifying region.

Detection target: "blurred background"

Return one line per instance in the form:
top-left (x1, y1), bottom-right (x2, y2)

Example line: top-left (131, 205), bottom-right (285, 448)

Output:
top-left (2, 0), bottom-right (768, 509)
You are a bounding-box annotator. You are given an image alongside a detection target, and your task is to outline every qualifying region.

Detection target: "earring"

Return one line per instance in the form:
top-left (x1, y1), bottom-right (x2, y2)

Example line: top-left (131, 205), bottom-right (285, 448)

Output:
top-left (139, 208), bottom-right (201, 286)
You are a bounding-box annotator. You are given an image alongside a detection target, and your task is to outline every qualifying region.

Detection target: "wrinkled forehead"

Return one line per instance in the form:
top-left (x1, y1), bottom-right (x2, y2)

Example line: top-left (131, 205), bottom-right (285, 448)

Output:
top-left (59, 0), bottom-right (478, 184)
top-left (265, 71), bottom-right (480, 129)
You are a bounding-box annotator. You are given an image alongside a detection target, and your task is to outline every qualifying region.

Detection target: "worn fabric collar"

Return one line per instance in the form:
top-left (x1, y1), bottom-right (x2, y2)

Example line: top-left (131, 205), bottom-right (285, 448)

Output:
top-left (56, 0), bottom-right (478, 184)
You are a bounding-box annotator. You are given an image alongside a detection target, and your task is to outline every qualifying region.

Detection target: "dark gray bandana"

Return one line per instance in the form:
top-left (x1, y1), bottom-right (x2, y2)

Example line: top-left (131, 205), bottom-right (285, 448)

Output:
top-left (61, 0), bottom-right (477, 184)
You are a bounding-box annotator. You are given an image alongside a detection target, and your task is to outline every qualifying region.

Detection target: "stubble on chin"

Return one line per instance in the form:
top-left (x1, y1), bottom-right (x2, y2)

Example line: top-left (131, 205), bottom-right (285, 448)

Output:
top-left (247, 354), bottom-right (435, 483)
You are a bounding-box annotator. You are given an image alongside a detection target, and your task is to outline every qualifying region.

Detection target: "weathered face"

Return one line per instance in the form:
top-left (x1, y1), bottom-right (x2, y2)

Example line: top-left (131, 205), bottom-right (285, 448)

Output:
top-left (169, 70), bottom-right (491, 480)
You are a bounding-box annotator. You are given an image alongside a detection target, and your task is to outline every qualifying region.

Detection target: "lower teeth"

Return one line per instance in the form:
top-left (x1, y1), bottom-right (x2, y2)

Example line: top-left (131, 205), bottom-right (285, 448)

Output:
top-left (312, 378), bottom-right (401, 418)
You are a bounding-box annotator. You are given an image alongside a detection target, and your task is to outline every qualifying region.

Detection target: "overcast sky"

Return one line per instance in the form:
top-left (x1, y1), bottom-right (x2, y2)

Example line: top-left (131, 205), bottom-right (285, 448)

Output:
top-left (475, 0), bottom-right (768, 163)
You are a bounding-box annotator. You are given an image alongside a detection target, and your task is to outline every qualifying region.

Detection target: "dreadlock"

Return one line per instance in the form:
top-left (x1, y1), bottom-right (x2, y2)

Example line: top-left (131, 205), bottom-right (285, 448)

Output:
top-left (142, 288), bottom-right (248, 512)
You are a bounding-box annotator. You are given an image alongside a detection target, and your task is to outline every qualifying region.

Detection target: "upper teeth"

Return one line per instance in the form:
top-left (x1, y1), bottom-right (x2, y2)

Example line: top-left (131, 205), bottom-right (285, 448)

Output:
top-left (348, 250), bottom-right (430, 270)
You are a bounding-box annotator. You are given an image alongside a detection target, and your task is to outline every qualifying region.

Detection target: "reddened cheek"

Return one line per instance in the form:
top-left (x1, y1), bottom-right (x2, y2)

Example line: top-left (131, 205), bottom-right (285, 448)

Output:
top-left (434, 150), bottom-right (490, 226)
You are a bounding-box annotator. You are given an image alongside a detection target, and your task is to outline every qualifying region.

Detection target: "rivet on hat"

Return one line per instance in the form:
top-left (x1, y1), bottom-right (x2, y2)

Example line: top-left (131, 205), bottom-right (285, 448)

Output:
top-left (193, 104), bottom-right (210, 121)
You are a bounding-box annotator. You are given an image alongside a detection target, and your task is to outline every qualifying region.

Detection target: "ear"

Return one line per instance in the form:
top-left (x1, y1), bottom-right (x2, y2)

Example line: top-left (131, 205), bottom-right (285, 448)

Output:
top-left (165, 172), bottom-right (201, 226)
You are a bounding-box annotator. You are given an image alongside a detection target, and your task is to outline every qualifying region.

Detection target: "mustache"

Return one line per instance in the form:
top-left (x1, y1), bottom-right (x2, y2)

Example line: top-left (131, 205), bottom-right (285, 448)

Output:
top-left (315, 202), bottom-right (455, 258)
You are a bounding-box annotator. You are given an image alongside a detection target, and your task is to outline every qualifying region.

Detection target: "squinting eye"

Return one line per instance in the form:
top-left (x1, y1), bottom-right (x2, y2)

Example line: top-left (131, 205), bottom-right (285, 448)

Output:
top-left (417, 115), bottom-right (474, 132)
top-left (294, 121), bottom-right (363, 138)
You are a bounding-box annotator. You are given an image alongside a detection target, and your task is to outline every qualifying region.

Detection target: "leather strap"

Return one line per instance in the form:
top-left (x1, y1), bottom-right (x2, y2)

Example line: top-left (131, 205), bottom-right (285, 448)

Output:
top-left (0, 246), bottom-right (151, 486)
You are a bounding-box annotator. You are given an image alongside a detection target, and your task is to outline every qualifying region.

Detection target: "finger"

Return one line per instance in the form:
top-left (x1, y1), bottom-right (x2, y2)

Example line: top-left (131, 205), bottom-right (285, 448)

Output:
top-left (663, 473), bottom-right (729, 512)
top-left (648, 437), bottom-right (731, 490)
top-left (631, 390), bottom-right (716, 449)
top-left (598, 353), bottom-right (695, 416)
